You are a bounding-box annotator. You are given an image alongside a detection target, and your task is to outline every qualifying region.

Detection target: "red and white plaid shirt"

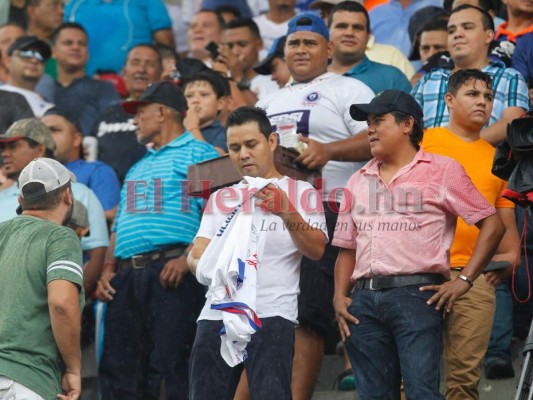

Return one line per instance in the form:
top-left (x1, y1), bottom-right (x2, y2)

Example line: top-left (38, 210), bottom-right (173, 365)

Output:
top-left (332, 150), bottom-right (496, 281)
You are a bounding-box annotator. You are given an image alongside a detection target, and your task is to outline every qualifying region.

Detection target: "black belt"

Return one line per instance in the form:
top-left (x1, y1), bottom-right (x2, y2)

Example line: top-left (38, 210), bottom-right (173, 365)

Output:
top-left (116, 245), bottom-right (187, 270)
top-left (355, 273), bottom-right (444, 290)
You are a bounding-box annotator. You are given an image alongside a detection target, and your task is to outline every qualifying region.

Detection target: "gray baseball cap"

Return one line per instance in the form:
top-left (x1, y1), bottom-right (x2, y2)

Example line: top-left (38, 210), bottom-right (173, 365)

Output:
top-left (19, 158), bottom-right (76, 200)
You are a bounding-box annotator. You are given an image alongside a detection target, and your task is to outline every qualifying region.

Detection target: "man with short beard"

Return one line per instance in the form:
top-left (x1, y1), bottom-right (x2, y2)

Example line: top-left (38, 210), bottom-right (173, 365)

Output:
top-left (0, 157), bottom-right (84, 400)
top-left (327, 1), bottom-right (412, 93)
top-left (45, 22), bottom-right (120, 136)
top-left (0, 35), bottom-right (55, 116)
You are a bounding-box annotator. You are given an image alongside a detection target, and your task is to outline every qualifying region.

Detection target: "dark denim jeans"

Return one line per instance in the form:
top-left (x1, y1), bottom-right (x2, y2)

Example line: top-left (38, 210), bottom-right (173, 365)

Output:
top-left (189, 317), bottom-right (295, 400)
top-left (345, 284), bottom-right (445, 400)
top-left (485, 280), bottom-right (513, 366)
top-left (99, 261), bottom-right (205, 400)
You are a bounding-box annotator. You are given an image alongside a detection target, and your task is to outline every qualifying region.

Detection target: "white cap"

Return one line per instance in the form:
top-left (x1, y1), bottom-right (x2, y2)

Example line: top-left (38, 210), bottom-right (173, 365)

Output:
top-left (19, 158), bottom-right (76, 199)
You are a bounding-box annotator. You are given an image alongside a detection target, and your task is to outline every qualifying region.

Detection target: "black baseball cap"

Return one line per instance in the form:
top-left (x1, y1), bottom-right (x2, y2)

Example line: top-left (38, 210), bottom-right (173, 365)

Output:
top-left (122, 81), bottom-right (188, 115)
top-left (350, 90), bottom-right (424, 125)
top-left (7, 35), bottom-right (51, 61)
top-left (253, 36), bottom-right (286, 76)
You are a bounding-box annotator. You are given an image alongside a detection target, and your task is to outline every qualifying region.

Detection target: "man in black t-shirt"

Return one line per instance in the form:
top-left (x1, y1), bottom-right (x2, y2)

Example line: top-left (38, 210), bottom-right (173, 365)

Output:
top-left (91, 44), bottom-right (162, 182)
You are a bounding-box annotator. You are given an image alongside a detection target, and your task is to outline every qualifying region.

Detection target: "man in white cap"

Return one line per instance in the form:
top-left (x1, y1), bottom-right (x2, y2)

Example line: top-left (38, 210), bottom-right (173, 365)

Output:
top-left (0, 157), bottom-right (84, 400)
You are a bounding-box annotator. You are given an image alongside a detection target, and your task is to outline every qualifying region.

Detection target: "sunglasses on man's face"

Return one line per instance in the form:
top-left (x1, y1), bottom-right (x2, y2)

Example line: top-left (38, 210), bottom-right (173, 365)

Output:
top-left (15, 49), bottom-right (45, 62)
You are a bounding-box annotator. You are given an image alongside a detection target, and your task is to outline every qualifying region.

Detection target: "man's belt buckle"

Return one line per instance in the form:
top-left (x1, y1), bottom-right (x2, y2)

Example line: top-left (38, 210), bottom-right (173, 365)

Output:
top-left (131, 255), bottom-right (145, 269)
top-left (369, 278), bottom-right (376, 290)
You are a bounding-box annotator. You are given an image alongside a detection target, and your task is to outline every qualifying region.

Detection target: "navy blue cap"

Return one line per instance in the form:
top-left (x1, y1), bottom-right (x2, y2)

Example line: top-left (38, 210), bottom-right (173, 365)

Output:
top-left (253, 36), bottom-right (286, 75)
top-left (287, 13), bottom-right (329, 41)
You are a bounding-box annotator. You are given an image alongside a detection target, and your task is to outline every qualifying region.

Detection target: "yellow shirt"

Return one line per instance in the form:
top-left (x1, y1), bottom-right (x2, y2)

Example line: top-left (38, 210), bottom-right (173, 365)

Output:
top-left (366, 35), bottom-right (416, 79)
top-left (422, 127), bottom-right (514, 267)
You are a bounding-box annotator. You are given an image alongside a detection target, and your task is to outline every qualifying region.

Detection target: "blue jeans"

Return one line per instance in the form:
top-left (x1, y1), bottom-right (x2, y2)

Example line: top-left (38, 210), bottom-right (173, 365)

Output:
top-left (345, 285), bottom-right (444, 400)
top-left (485, 280), bottom-right (513, 366)
top-left (189, 317), bottom-right (295, 400)
top-left (99, 261), bottom-right (205, 400)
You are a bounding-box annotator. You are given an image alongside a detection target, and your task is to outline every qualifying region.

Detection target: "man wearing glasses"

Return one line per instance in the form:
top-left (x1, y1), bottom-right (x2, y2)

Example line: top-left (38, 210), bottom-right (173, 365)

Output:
top-left (0, 35), bottom-right (55, 116)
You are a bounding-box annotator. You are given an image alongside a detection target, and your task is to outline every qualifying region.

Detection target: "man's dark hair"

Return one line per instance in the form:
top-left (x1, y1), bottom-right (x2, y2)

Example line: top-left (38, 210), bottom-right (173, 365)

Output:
top-left (216, 5), bottom-right (241, 19)
top-left (328, 1), bottom-right (370, 32)
top-left (26, 0), bottom-right (42, 6)
top-left (447, 68), bottom-right (494, 96)
top-left (226, 106), bottom-right (273, 139)
top-left (450, 4), bottom-right (495, 32)
top-left (225, 17), bottom-right (260, 39)
top-left (51, 22), bottom-right (88, 45)
top-left (420, 18), bottom-right (449, 35)
top-left (445, 0), bottom-right (496, 14)
top-left (390, 111), bottom-right (424, 150)
top-left (155, 42), bottom-right (178, 62)
top-left (197, 9), bottom-right (227, 30)
top-left (182, 69), bottom-right (230, 98)
top-left (19, 181), bottom-right (70, 211)
top-left (23, 137), bottom-right (54, 158)
top-left (126, 43), bottom-right (162, 67)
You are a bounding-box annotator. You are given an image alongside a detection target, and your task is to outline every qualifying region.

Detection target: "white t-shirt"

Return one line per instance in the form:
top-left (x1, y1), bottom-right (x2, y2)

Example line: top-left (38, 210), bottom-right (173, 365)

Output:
top-left (253, 14), bottom-right (290, 60)
top-left (196, 176), bottom-right (328, 324)
top-left (256, 72), bottom-right (375, 201)
top-left (0, 85), bottom-right (54, 117)
top-left (251, 73), bottom-right (279, 101)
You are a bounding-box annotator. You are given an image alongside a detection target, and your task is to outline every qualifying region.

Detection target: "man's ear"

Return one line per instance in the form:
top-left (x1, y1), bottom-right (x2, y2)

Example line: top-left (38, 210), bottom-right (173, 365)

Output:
top-left (73, 131), bottom-right (83, 149)
top-left (402, 117), bottom-right (415, 134)
top-left (327, 40), bottom-right (333, 60)
top-left (36, 143), bottom-right (47, 157)
top-left (444, 92), bottom-right (454, 110)
top-left (64, 186), bottom-right (74, 207)
top-left (268, 132), bottom-right (278, 151)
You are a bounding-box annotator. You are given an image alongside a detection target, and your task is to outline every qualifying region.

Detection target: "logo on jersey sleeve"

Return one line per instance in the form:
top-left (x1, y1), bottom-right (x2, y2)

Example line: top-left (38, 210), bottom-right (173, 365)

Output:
top-left (268, 110), bottom-right (311, 137)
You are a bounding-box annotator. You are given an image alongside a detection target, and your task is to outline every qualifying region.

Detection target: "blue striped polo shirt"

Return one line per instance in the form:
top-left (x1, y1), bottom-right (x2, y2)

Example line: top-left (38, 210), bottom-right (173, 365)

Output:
top-left (411, 60), bottom-right (530, 128)
top-left (113, 132), bottom-right (219, 259)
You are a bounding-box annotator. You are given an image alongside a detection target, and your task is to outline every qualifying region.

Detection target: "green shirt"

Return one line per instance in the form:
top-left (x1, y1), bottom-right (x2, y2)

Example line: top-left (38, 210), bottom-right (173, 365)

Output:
top-left (0, 215), bottom-right (84, 400)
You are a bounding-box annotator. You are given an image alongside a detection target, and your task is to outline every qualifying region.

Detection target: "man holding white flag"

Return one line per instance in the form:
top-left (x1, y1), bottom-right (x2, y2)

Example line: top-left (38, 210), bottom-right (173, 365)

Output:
top-left (187, 106), bottom-right (327, 400)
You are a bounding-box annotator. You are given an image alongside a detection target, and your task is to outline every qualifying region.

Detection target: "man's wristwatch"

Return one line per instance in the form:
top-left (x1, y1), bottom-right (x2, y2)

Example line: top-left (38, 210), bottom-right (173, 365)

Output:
top-left (237, 78), bottom-right (251, 91)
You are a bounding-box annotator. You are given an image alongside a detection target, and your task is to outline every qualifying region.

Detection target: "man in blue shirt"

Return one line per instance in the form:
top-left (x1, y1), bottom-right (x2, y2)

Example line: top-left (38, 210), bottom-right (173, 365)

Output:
top-left (42, 112), bottom-right (120, 222)
top-left (64, 0), bottom-right (174, 76)
top-left (369, 0), bottom-right (443, 57)
top-left (327, 1), bottom-right (412, 93)
top-left (94, 81), bottom-right (219, 400)
top-left (412, 5), bottom-right (530, 145)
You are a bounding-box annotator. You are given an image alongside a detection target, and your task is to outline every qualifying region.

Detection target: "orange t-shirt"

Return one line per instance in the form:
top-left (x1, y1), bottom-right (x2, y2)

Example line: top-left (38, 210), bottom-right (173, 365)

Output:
top-left (422, 127), bottom-right (514, 267)
top-left (365, 0), bottom-right (388, 11)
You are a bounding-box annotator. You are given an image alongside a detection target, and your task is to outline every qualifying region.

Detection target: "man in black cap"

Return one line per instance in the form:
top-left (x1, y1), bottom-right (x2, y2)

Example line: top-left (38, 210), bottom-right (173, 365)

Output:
top-left (91, 43), bottom-right (163, 182)
top-left (95, 81), bottom-right (220, 400)
top-left (253, 35), bottom-right (290, 88)
top-left (0, 35), bottom-right (54, 116)
top-left (333, 90), bottom-right (505, 399)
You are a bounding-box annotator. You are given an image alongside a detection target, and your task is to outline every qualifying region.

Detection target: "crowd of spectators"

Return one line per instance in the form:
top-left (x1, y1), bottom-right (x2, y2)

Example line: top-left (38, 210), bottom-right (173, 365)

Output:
top-left (0, 0), bottom-right (532, 399)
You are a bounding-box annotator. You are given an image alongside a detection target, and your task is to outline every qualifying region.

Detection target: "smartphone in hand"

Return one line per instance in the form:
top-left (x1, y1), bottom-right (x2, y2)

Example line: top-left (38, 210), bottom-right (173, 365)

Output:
top-left (205, 41), bottom-right (219, 59)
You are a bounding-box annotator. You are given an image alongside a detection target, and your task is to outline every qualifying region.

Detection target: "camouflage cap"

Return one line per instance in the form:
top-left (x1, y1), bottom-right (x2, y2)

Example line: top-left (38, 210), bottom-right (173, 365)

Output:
top-left (0, 118), bottom-right (56, 152)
